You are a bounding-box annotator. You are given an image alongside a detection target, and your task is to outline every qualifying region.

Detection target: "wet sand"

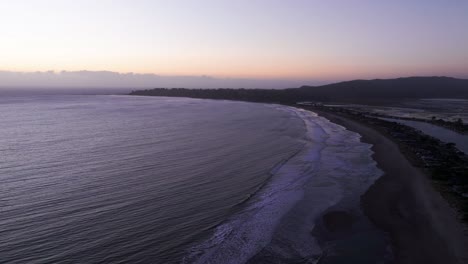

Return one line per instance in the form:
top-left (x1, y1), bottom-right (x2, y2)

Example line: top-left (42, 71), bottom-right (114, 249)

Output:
top-left (312, 109), bottom-right (468, 264)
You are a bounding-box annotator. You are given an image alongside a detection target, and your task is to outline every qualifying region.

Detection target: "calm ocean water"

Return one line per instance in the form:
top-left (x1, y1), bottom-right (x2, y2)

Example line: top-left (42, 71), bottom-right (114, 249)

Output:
top-left (0, 95), bottom-right (387, 263)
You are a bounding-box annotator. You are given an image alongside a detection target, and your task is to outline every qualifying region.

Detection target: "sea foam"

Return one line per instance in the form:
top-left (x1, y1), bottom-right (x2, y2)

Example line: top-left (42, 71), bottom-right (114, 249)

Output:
top-left (183, 106), bottom-right (383, 263)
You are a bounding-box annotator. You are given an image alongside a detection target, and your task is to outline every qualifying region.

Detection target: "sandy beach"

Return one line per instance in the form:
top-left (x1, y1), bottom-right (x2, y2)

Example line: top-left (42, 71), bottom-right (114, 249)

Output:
top-left (312, 109), bottom-right (468, 264)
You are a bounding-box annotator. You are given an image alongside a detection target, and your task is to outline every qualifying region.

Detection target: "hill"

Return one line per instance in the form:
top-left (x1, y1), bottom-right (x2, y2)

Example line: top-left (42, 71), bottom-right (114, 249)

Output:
top-left (294, 77), bottom-right (468, 102)
top-left (129, 77), bottom-right (468, 103)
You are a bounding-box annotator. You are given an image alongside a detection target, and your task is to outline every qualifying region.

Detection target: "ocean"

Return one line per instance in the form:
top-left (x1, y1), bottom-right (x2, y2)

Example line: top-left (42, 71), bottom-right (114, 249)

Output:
top-left (0, 95), bottom-right (388, 263)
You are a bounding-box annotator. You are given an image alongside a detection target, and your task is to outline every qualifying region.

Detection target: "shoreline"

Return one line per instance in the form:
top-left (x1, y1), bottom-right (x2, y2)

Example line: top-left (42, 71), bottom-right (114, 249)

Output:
top-left (309, 108), bottom-right (468, 264)
top-left (121, 95), bottom-right (468, 262)
top-left (247, 106), bottom-right (390, 263)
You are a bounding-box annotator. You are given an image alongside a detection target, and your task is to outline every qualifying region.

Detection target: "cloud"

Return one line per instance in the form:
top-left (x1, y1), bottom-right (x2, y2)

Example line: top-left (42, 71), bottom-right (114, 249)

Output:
top-left (0, 70), bottom-right (309, 90)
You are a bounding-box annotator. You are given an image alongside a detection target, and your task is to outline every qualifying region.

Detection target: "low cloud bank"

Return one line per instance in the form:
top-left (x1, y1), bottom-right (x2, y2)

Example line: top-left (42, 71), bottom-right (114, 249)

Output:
top-left (0, 70), bottom-right (310, 90)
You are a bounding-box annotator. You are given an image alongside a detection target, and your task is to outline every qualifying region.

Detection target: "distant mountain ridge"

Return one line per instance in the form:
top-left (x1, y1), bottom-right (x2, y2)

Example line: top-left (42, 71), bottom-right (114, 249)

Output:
top-left (130, 77), bottom-right (468, 103)
top-left (294, 76), bottom-right (468, 101)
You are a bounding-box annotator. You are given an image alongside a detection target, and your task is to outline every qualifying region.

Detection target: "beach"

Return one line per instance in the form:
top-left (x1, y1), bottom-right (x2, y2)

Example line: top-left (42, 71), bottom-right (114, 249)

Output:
top-left (2, 95), bottom-right (466, 263)
top-left (312, 109), bottom-right (468, 264)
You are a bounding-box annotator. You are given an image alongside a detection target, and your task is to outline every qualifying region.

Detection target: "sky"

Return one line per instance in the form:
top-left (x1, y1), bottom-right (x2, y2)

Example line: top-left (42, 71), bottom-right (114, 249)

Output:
top-left (0, 0), bottom-right (467, 88)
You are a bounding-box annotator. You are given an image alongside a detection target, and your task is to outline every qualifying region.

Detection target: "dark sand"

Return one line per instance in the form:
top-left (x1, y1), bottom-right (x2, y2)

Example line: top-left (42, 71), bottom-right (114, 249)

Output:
top-left (323, 211), bottom-right (354, 232)
top-left (313, 110), bottom-right (468, 264)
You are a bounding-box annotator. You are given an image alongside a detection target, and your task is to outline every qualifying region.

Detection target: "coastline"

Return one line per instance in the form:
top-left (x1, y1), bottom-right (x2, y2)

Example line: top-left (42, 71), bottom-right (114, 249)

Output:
top-left (121, 94), bottom-right (467, 262)
top-left (310, 109), bottom-right (468, 264)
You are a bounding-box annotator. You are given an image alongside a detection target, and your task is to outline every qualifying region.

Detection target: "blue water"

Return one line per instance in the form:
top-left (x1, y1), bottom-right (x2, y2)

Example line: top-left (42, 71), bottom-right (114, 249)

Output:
top-left (0, 95), bottom-right (387, 263)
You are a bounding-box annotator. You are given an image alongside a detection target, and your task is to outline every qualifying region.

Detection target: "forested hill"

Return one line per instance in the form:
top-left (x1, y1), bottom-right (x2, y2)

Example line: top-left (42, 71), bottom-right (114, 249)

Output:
top-left (129, 77), bottom-right (468, 103)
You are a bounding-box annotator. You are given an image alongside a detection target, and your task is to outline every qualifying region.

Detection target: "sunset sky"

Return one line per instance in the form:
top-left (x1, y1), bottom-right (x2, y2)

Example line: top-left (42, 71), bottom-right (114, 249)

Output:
top-left (0, 0), bottom-right (467, 87)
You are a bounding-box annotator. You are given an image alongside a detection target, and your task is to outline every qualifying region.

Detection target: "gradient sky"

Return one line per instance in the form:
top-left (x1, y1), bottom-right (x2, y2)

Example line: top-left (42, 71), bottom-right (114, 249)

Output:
top-left (1, 0), bottom-right (467, 86)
